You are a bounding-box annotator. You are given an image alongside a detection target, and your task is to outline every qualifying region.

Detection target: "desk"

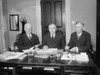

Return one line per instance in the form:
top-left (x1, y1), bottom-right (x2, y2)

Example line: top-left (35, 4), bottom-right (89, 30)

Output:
top-left (0, 52), bottom-right (98, 75)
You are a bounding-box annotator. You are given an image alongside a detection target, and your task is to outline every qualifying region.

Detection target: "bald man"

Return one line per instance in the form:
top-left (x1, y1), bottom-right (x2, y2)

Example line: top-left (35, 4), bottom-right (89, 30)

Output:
top-left (18, 23), bottom-right (40, 50)
top-left (42, 24), bottom-right (66, 49)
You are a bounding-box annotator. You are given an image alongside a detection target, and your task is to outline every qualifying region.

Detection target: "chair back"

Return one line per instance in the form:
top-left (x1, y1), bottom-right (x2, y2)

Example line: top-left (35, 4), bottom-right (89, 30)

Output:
top-left (14, 34), bottom-right (22, 51)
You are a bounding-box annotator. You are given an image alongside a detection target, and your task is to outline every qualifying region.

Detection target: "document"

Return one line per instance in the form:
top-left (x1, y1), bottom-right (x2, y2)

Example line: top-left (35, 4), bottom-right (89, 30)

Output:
top-left (36, 48), bottom-right (58, 54)
top-left (0, 51), bottom-right (25, 60)
top-left (34, 49), bottom-right (49, 58)
top-left (61, 52), bottom-right (89, 62)
top-left (61, 52), bottom-right (74, 60)
top-left (75, 52), bottom-right (89, 62)
top-left (34, 53), bottom-right (49, 58)
top-left (48, 48), bottom-right (58, 54)
top-left (34, 48), bottom-right (58, 58)
top-left (18, 54), bottom-right (27, 60)
top-left (23, 49), bottom-right (33, 53)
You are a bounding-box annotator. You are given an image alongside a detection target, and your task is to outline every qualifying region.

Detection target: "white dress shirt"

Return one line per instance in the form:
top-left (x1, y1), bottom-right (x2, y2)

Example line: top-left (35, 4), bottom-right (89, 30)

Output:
top-left (77, 32), bottom-right (82, 39)
top-left (51, 33), bottom-right (55, 38)
top-left (27, 33), bottom-right (32, 39)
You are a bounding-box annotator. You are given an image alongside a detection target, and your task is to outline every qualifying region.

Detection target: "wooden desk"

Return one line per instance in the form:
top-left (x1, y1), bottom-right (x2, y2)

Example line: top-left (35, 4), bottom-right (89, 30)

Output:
top-left (0, 52), bottom-right (97, 75)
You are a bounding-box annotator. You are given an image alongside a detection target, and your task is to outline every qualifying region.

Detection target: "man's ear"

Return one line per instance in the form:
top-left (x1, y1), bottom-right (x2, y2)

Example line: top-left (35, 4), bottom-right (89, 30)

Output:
top-left (83, 27), bottom-right (85, 30)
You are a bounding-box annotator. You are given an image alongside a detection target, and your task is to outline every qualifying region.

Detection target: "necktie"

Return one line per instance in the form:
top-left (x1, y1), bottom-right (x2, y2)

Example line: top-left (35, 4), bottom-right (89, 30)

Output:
top-left (29, 34), bottom-right (31, 39)
top-left (51, 34), bottom-right (54, 39)
top-left (77, 34), bottom-right (80, 40)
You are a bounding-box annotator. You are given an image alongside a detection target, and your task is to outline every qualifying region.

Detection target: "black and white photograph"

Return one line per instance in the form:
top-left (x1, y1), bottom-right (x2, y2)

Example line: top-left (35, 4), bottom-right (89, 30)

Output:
top-left (0, 0), bottom-right (99, 75)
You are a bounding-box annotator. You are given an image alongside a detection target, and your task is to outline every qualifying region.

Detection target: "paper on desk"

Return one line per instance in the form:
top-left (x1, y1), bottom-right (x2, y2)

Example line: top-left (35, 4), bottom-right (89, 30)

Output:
top-left (36, 49), bottom-right (50, 54)
top-left (36, 48), bottom-right (57, 54)
top-left (75, 52), bottom-right (89, 62)
top-left (61, 52), bottom-right (89, 62)
top-left (35, 48), bottom-right (58, 58)
top-left (48, 48), bottom-right (57, 52)
top-left (23, 49), bottom-right (33, 53)
top-left (23, 49), bottom-right (30, 53)
top-left (18, 54), bottom-right (27, 60)
top-left (0, 51), bottom-right (14, 58)
top-left (34, 53), bottom-right (49, 58)
top-left (61, 52), bottom-right (73, 60)
top-left (0, 51), bottom-right (25, 60)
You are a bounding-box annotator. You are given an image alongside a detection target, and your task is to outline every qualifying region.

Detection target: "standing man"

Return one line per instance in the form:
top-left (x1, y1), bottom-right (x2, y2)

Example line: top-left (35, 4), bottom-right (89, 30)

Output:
top-left (65, 21), bottom-right (91, 52)
top-left (42, 24), bottom-right (66, 50)
top-left (18, 23), bottom-right (40, 50)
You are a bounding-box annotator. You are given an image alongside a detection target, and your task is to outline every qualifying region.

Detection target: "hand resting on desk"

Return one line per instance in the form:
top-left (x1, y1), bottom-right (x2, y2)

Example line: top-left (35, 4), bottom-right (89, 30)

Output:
top-left (69, 47), bottom-right (79, 53)
top-left (43, 45), bottom-right (49, 50)
top-left (65, 45), bottom-right (79, 53)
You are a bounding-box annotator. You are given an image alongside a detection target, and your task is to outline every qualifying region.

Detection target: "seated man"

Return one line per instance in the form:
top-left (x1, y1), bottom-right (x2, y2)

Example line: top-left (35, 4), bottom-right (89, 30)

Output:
top-left (65, 21), bottom-right (91, 53)
top-left (18, 23), bottom-right (40, 51)
top-left (42, 24), bottom-right (66, 50)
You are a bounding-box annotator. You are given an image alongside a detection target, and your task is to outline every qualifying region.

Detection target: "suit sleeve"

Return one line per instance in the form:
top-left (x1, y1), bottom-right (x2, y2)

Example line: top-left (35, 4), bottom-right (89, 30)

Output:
top-left (34, 35), bottom-right (40, 45)
top-left (60, 34), bottom-right (66, 49)
top-left (78, 34), bottom-right (91, 52)
top-left (68, 34), bottom-right (74, 49)
top-left (42, 36), bottom-right (46, 47)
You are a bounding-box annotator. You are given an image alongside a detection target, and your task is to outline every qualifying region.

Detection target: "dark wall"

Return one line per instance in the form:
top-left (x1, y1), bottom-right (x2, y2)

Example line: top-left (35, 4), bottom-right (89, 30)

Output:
top-left (96, 0), bottom-right (100, 62)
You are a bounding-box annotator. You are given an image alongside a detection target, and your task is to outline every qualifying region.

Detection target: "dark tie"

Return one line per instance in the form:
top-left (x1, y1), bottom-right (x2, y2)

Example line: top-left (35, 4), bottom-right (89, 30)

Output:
top-left (51, 34), bottom-right (54, 39)
top-left (77, 34), bottom-right (80, 40)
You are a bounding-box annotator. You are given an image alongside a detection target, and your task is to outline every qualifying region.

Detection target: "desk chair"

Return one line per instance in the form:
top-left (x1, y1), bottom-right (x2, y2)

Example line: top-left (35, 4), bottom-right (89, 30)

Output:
top-left (14, 34), bottom-right (22, 51)
top-left (88, 44), bottom-right (96, 61)
top-left (2, 34), bottom-right (22, 75)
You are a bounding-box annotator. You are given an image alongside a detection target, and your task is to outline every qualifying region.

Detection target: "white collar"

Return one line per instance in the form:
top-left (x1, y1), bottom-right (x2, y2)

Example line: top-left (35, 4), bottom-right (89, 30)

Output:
top-left (27, 33), bottom-right (32, 38)
top-left (77, 32), bottom-right (82, 37)
top-left (50, 33), bottom-right (55, 38)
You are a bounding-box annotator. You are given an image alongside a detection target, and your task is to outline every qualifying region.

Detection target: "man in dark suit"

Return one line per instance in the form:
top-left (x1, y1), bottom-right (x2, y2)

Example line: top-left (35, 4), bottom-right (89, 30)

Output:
top-left (65, 21), bottom-right (91, 52)
top-left (18, 23), bottom-right (40, 50)
top-left (42, 24), bottom-right (66, 49)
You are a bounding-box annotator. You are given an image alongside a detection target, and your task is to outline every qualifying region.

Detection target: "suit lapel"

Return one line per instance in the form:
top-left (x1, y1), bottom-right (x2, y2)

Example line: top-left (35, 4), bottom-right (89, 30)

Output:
top-left (25, 33), bottom-right (33, 45)
top-left (24, 33), bottom-right (30, 40)
top-left (78, 31), bottom-right (85, 41)
top-left (24, 33), bottom-right (29, 40)
top-left (75, 32), bottom-right (79, 41)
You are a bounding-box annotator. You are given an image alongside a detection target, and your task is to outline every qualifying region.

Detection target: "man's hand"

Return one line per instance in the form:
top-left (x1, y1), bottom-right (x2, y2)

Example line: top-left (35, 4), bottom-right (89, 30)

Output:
top-left (29, 46), bottom-right (34, 50)
top-left (65, 45), bottom-right (69, 50)
top-left (35, 44), bottom-right (40, 48)
top-left (70, 47), bottom-right (76, 52)
top-left (43, 45), bottom-right (48, 50)
top-left (70, 47), bottom-right (79, 53)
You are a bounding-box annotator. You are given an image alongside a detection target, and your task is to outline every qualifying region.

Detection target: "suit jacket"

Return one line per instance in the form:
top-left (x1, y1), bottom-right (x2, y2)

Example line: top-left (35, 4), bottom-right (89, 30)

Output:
top-left (68, 31), bottom-right (91, 52)
top-left (42, 31), bottom-right (66, 49)
top-left (18, 33), bottom-right (40, 50)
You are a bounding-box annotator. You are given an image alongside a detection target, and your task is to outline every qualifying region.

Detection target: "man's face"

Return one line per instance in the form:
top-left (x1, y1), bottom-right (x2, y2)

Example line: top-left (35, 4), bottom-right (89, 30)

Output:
top-left (49, 24), bottom-right (56, 34)
top-left (25, 24), bottom-right (32, 34)
top-left (76, 23), bottom-right (84, 34)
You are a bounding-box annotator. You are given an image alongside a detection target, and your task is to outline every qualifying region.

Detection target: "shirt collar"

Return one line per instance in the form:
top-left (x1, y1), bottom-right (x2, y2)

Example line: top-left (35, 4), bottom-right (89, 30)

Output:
top-left (50, 33), bottom-right (55, 38)
top-left (77, 32), bottom-right (82, 37)
top-left (27, 33), bottom-right (32, 37)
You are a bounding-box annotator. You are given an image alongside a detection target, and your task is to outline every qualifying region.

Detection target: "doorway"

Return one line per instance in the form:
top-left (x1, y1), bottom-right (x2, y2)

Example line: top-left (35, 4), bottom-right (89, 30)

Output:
top-left (41, 0), bottom-right (65, 37)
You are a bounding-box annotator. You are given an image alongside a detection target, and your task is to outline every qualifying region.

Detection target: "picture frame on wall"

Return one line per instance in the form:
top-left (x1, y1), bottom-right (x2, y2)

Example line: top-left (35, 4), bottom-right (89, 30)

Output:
top-left (9, 14), bottom-right (19, 31)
